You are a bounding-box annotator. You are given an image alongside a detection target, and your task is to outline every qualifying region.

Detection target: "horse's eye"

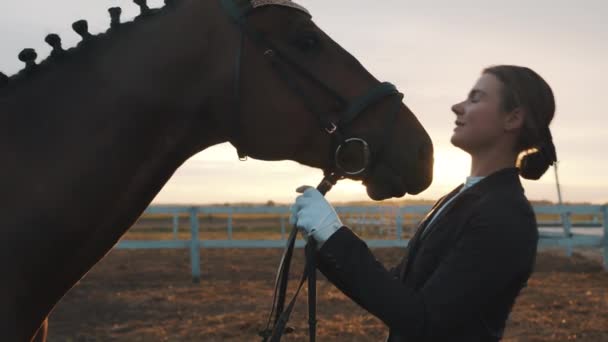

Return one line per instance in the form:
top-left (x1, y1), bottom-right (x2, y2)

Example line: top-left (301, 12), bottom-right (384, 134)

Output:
top-left (294, 33), bottom-right (321, 52)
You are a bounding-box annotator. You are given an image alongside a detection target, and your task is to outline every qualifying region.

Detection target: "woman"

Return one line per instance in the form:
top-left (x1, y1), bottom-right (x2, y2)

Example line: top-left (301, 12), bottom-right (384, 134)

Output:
top-left (290, 65), bottom-right (557, 341)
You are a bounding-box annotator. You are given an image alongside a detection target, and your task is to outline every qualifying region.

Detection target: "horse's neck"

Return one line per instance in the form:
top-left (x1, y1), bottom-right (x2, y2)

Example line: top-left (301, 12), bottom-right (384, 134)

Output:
top-left (2, 0), bottom-right (231, 218)
top-left (0, 1), bottom-right (236, 337)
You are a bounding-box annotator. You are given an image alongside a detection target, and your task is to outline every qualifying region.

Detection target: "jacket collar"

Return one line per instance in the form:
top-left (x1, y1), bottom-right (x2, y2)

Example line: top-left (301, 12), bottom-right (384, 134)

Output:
top-left (460, 167), bottom-right (523, 197)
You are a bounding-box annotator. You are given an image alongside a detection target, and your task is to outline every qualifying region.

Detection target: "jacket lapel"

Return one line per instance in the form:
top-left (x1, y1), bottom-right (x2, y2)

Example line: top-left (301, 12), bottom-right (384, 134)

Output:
top-left (417, 185), bottom-right (463, 233)
top-left (413, 185), bottom-right (463, 242)
top-left (417, 189), bottom-right (479, 243)
top-left (399, 184), bottom-right (463, 280)
top-left (398, 167), bottom-right (523, 282)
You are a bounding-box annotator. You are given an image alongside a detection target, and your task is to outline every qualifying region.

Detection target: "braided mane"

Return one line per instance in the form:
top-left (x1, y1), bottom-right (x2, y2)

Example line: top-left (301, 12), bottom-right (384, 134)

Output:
top-left (0, 0), bottom-right (179, 91)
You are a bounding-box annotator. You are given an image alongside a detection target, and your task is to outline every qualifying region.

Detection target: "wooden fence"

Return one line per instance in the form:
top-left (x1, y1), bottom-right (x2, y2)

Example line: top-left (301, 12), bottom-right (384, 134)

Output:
top-left (115, 204), bottom-right (608, 282)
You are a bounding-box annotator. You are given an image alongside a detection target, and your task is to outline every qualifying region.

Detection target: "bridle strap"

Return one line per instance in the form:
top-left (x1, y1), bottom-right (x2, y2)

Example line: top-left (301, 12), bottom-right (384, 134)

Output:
top-left (234, 17), bottom-right (348, 133)
top-left (233, 30), bottom-right (247, 159)
top-left (306, 239), bottom-right (317, 341)
top-left (219, 1), bottom-right (405, 340)
top-left (221, 0), bottom-right (402, 154)
top-left (263, 47), bottom-right (403, 177)
top-left (341, 82), bottom-right (399, 125)
top-left (262, 96), bottom-right (403, 342)
top-left (261, 175), bottom-right (339, 342)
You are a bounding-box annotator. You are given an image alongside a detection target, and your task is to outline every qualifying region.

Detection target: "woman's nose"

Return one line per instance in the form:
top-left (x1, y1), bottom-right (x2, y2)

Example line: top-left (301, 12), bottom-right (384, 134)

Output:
top-left (451, 101), bottom-right (464, 115)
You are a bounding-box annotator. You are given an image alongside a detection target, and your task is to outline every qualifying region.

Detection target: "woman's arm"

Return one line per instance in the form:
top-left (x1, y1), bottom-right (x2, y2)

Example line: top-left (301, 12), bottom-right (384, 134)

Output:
top-left (316, 202), bottom-right (538, 340)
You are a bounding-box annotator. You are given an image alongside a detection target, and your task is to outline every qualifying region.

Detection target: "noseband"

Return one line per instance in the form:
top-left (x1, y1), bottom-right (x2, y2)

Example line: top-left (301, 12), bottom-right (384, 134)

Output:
top-left (220, 0), bottom-right (405, 340)
top-left (221, 0), bottom-right (404, 180)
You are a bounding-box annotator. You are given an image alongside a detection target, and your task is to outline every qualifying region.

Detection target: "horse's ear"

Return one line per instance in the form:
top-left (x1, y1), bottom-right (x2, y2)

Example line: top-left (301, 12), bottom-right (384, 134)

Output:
top-left (18, 48), bottom-right (38, 70)
top-left (134, 0), bottom-right (152, 17)
top-left (0, 72), bottom-right (8, 87)
top-left (108, 7), bottom-right (123, 29)
top-left (72, 20), bottom-right (93, 42)
top-left (45, 34), bottom-right (65, 58)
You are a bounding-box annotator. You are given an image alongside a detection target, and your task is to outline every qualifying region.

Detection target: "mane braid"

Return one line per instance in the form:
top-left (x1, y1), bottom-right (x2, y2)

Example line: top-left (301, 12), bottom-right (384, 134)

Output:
top-left (18, 49), bottom-right (38, 71)
top-left (45, 34), bottom-right (65, 58)
top-left (0, 0), bottom-right (183, 93)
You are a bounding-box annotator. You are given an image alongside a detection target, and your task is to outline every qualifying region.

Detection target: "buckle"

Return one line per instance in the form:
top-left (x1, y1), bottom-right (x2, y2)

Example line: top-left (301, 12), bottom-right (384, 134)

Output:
top-left (325, 122), bottom-right (337, 134)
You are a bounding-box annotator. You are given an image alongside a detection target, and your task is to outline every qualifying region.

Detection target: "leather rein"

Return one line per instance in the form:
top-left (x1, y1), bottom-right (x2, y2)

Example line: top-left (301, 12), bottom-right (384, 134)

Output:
top-left (219, 0), bottom-right (405, 340)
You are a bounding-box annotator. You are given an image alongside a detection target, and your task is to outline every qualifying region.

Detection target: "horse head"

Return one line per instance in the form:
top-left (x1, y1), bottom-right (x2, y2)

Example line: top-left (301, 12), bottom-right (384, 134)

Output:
top-left (214, 0), bottom-right (433, 199)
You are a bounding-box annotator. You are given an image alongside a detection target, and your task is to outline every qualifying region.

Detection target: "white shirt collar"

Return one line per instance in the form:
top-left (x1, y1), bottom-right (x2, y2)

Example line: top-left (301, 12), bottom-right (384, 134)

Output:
top-left (463, 176), bottom-right (484, 190)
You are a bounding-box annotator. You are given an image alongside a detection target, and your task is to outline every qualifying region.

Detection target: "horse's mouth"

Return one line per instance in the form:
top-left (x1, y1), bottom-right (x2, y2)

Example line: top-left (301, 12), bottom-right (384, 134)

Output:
top-left (364, 180), bottom-right (406, 200)
top-left (362, 162), bottom-right (431, 200)
top-left (362, 164), bottom-right (407, 200)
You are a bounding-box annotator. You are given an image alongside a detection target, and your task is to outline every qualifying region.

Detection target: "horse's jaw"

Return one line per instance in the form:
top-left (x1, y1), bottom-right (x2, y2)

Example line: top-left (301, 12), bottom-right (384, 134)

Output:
top-left (362, 160), bottom-right (433, 200)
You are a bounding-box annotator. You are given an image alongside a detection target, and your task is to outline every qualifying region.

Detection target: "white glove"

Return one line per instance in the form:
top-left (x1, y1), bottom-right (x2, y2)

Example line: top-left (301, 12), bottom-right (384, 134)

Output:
top-left (289, 185), bottom-right (343, 249)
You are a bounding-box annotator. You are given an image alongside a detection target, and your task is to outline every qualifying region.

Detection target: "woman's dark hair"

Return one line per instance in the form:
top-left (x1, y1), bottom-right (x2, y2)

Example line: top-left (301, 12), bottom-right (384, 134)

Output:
top-left (483, 65), bottom-right (558, 180)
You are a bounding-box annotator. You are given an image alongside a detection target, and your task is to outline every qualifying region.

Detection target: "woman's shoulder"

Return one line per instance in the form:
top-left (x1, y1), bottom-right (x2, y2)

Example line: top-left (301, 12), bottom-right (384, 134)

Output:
top-left (464, 168), bottom-right (532, 213)
top-left (471, 188), bottom-right (537, 234)
top-left (479, 188), bottom-right (534, 215)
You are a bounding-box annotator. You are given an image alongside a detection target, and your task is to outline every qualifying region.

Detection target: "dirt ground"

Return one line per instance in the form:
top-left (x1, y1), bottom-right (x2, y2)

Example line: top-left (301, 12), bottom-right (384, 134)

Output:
top-left (47, 247), bottom-right (608, 342)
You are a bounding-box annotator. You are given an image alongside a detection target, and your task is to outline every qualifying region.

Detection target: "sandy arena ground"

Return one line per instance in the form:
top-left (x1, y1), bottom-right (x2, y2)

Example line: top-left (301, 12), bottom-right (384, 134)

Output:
top-left (47, 247), bottom-right (608, 341)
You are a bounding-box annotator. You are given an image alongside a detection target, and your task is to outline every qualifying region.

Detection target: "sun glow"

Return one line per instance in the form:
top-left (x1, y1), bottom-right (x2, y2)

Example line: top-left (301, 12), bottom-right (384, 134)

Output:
top-left (425, 146), bottom-right (471, 196)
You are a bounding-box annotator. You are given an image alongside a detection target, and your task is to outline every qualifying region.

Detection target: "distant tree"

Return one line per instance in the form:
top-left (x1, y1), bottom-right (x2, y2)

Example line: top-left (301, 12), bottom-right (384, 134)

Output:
top-left (266, 200), bottom-right (275, 207)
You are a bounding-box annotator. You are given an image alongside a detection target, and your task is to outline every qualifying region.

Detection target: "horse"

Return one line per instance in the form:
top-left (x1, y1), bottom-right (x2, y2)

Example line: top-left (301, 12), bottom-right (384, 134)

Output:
top-left (0, 0), bottom-right (433, 340)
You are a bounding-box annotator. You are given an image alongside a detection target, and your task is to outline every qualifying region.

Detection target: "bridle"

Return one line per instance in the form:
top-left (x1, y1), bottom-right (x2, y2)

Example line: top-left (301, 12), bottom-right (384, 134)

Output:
top-left (219, 0), bottom-right (405, 340)
top-left (221, 0), bottom-right (404, 179)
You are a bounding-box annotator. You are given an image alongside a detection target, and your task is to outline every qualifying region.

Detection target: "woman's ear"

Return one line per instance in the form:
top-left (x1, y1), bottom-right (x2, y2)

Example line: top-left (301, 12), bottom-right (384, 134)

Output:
top-left (504, 108), bottom-right (525, 132)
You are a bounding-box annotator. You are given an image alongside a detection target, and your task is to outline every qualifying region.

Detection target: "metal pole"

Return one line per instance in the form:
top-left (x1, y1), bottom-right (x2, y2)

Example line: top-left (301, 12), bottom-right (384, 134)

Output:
top-left (554, 162), bottom-right (565, 207)
top-left (554, 162), bottom-right (572, 256)
top-left (603, 205), bottom-right (608, 271)
top-left (189, 207), bottom-right (201, 283)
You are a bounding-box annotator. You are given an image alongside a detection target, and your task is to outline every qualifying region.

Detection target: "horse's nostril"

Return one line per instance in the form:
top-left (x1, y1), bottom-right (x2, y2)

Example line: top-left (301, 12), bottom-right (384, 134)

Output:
top-left (418, 142), bottom-right (432, 162)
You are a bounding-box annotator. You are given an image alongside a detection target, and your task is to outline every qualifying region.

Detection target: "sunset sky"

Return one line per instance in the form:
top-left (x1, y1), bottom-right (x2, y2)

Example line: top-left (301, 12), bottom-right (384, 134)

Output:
top-left (1, 0), bottom-right (606, 204)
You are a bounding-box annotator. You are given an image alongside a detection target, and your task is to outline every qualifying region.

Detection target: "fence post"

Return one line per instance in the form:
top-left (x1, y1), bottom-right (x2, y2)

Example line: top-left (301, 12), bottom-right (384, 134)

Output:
top-left (227, 210), bottom-right (233, 240)
top-left (603, 205), bottom-right (608, 271)
top-left (189, 207), bottom-right (201, 283)
top-left (395, 208), bottom-right (403, 241)
top-left (280, 215), bottom-right (286, 240)
top-left (172, 214), bottom-right (179, 240)
top-left (561, 208), bottom-right (573, 257)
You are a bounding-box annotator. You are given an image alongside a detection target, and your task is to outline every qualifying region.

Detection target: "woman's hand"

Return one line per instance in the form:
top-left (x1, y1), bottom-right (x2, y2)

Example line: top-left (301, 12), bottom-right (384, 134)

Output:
top-left (289, 185), bottom-right (343, 248)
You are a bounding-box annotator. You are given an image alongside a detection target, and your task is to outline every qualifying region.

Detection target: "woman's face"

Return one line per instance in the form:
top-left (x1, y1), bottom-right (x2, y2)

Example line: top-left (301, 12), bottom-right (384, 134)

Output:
top-left (450, 73), bottom-right (510, 154)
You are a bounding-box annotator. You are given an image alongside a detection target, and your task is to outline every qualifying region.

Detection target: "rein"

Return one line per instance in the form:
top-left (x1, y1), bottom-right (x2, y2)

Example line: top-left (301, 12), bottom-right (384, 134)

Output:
top-left (259, 174), bottom-right (340, 342)
top-left (219, 0), bottom-right (405, 340)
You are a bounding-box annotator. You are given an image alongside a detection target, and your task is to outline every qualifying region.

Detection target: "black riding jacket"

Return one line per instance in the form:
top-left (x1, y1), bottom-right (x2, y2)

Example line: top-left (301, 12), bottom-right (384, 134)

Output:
top-left (316, 167), bottom-right (538, 341)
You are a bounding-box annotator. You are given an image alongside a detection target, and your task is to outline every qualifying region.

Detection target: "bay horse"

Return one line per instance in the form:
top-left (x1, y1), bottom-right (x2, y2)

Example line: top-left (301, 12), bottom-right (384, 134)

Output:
top-left (0, 0), bottom-right (433, 340)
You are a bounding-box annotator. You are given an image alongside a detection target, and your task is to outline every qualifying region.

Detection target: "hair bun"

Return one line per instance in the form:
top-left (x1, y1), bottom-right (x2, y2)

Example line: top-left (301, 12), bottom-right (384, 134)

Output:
top-left (519, 148), bottom-right (551, 180)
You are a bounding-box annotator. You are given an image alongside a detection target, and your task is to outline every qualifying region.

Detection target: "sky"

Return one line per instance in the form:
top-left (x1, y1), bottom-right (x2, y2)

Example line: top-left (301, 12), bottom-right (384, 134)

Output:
top-left (1, 0), bottom-right (606, 204)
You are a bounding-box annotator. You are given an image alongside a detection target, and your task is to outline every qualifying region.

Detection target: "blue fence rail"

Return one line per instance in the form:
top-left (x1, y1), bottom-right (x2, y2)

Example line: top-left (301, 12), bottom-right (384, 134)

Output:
top-left (115, 204), bottom-right (608, 282)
